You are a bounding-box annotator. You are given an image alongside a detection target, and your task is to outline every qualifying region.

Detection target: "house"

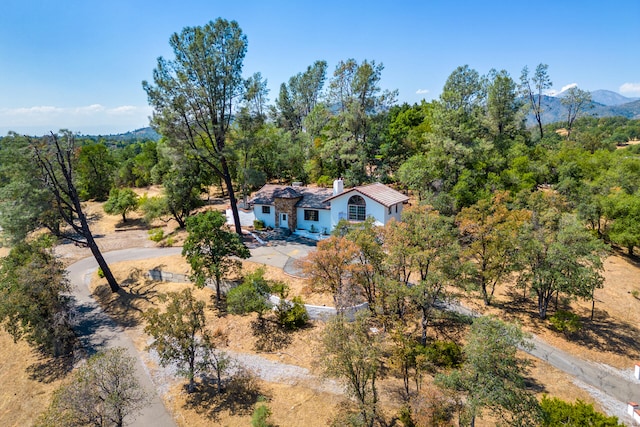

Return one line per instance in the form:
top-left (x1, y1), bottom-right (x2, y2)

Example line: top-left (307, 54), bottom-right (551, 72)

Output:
top-left (250, 179), bottom-right (409, 236)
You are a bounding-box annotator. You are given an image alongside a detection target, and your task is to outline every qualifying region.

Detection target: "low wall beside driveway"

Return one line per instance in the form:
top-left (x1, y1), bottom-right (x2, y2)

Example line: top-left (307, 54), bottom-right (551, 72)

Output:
top-left (148, 269), bottom-right (369, 320)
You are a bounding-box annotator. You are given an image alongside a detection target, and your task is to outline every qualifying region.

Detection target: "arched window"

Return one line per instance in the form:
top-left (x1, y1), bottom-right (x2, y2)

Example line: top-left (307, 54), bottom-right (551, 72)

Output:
top-left (348, 195), bottom-right (366, 221)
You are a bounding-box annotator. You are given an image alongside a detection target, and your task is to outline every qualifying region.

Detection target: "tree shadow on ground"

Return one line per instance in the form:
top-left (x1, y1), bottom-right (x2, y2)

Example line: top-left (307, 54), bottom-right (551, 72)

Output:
top-left (183, 369), bottom-right (263, 422)
top-left (572, 308), bottom-right (640, 358)
top-left (73, 301), bottom-right (112, 356)
top-left (114, 217), bottom-right (149, 231)
top-left (251, 318), bottom-right (292, 352)
top-left (26, 353), bottom-right (74, 383)
top-left (500, 287), bottom-right (640, 359)
top-left (92, 268), bottom-right (161, 328)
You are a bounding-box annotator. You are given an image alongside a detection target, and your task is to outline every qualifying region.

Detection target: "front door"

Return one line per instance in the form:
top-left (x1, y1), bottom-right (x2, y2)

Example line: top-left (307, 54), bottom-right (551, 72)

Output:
top-left (280, 213), bottom-right (288, 229)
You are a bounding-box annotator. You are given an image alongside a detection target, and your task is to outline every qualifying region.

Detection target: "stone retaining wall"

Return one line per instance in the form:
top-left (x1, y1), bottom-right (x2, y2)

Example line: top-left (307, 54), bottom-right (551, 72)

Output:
top-left (148, 269), bottom-right (369, 320)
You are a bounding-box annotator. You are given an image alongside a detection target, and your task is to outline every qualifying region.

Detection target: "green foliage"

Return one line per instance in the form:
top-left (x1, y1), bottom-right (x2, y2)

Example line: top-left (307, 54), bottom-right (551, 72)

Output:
top-left (436, 316), bottom-right (541, 426)
top-left (76, 142), bottom-right (116, 201)
top-left (139, 193), bottom-right (169, 225)
top-left (549, 310), bottom-right (583, 335)
top-left (322, 312), bottom-right (382, 426)
top-left (143, 18), bottom-right (248, 234)
top-left (316, 175), bottom-right (333, 187)
top-left (97, 267), bottom-right (105, 278)
top-left (275, 294), bottom-right (309, 330)
top-left (227, 268), bottom-right (272, 317)
top-left (423, 340), bottom-right (462, 369)
top-left (143, 288), bottom-right (212, 392)
top-left (519, 192), bottom-right (609, 319)
top-left (0, 132), bottom-right (57, 243)
top-left (398, 405), bottom-right (416, 427)
top-left (162, 157), bottom-right (208, 228)
top-left (604, 190), bottom-right (640, 255)
top-left (540, 395), bottom-right (621, 426)
top-left (37, 347), bottom-right (148, 427)
top-left (0, 238), bottom-right (74, 356)
top-left (148, 228), bottom-right (165, 243)
top-left (251, 404), bottom-right (274, 427)
top-left (103, 187), bottom-right (139, 222)
top-left (182, 210), bottom-right (250, 302)
top-left (253, 219), bottom-right (265, 230)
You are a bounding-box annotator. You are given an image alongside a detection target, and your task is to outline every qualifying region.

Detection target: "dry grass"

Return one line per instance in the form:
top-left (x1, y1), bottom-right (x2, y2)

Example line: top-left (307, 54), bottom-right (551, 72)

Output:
top-left (0, 332), bottom-right (73, 427)
top-left (2, 192), bottom-right (640, 426)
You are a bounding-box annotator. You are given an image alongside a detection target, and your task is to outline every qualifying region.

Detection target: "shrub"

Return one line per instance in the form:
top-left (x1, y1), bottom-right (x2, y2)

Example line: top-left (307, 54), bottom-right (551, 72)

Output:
top-left (276, 296), bottom-right (309, 330)
top-left (540, 395), bottom-right (621, 426)
top-left (272, 282), bottom-right (308, 330)
top-left (227, 268), bottom-right (272, 316)
top-left (148, 228), bottom-right (165, 243)
top-left (97, 267), bottom-right (105, 278)
top-left (549, 310), bottom-right (582, 335)
top-left (253, 219), bottom-right (265, 230)
top-left (423, 341), bottom-right (462, 369)
top-left (316, 175), bottom-right (333, 187)
top-left (251, 404), bottom-right (273, 427)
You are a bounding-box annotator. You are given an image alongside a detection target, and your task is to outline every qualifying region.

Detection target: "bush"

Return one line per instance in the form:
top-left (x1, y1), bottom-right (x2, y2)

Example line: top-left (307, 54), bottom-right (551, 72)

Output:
top-left (227, 268), bottom-right (272, 316)
top-left (148, 228), bottom-right (165, 243)
top-left (276, 296), bottom-right (309, 330)
top-left (316, 175), bottom-right (333, 188)
top-left (253, 219), bottom-right (265, 230)
top-left (549, 310), bottom-right (582, 335)
top-left (251, 404), bottom-right (273, 427)
top-left (423, 341), bottom-right (462, 369)
top-left (271, 282), bottom-right (308, 330)
top-left (540, 395), bottom-right (621, 426)
top-left (97, 267), bottom-right (105, 278)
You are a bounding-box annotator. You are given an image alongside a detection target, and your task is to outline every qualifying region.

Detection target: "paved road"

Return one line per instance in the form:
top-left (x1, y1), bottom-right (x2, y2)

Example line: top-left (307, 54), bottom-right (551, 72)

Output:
top-left (70, 245), bottom-right (640, 424)
top-left (68, 247), bottom-right (182, 427)
top-left (439, 302), bottom-right (640, 422)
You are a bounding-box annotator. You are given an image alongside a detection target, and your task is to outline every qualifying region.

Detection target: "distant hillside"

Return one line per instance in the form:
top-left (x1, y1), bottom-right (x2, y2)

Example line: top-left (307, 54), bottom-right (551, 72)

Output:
top-left (590, 90), bottom-right (639, 106)
top-left (81, 127), bottom-right (160, 142)
top-left (527, 95), bottom-right (640, 126)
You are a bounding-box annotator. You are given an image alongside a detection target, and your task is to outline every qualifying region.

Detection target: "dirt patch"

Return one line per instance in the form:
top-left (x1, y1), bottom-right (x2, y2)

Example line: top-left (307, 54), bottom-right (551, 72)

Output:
top-left (3, 193), bottom-right (640, 425)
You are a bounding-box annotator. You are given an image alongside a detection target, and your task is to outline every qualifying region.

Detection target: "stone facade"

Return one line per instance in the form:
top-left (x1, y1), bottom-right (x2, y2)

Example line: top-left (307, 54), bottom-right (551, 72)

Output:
top-left (274, 196), bottom-right (301, 230)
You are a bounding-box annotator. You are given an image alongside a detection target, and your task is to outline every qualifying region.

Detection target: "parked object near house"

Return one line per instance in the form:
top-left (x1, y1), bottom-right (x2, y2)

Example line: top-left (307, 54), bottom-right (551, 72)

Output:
top-left (250, 179), bottom-right (409, 235)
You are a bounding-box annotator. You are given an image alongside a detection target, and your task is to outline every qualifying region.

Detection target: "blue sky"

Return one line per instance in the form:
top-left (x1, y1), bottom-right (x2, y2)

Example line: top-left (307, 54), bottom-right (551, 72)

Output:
top-left (1, 0), bottom-right (639, 135)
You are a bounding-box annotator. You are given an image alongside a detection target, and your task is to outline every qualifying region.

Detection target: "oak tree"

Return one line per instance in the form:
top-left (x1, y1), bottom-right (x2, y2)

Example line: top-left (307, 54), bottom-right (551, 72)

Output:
top-left (182, 210), bottom-right (250, 303)
top-left (38, 347), bottom-right (149, 427)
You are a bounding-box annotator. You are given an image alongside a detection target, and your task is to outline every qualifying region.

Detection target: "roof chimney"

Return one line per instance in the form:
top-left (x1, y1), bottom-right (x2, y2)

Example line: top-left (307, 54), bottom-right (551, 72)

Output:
top-left (333, 178), bottom-right (344, 196)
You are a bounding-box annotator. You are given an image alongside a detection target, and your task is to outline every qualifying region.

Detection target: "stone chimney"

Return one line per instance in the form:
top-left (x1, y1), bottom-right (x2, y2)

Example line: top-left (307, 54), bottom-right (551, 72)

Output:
top-left (333, 178), bottom-right (344, 196)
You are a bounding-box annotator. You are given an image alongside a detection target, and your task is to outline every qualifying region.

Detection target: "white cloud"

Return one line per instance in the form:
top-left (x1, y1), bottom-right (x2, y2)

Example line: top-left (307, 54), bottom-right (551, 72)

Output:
top-left (0, 104), bottom-right (151, 135)
top-left (620, 82), bottom-right (640, 96)
top-left (544, 89), bottom-right (559, 96)
top-left (560, 83), bottom-right (578, 92)
top-left (416, 89), bottom-right (429, 95)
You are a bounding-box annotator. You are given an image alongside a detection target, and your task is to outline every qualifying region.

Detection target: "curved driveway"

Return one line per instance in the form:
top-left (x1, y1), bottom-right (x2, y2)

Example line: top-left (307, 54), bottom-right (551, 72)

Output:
top-left (69, 245), bottom-right (640, 424)
top-left (68, 247), bottom-right (181, 427)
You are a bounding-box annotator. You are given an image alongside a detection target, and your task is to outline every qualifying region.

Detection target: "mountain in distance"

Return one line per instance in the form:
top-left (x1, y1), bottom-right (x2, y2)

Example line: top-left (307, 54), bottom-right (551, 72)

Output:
top-left (81, 127), bottom-right (160, 142)
top-left (528, 90), bottom-right (640, 126)
top-left (588, 90), bottom-right (639, 106)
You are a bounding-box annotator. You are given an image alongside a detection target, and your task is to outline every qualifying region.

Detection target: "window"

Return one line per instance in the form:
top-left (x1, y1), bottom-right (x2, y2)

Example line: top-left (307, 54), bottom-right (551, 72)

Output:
top-left (304, 209), bottom-right (319, 221)
top-left (388, 206), bottom-right (392, 215)
top-left (261, 205), bottom-right (271, 214)
top-left (347, 195), bottom-right (366, 221)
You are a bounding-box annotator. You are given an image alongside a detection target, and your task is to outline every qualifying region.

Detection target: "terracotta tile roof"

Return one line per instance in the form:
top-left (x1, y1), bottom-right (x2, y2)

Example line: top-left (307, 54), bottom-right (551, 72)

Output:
top-left (325, 182), bottom-right (409, 207)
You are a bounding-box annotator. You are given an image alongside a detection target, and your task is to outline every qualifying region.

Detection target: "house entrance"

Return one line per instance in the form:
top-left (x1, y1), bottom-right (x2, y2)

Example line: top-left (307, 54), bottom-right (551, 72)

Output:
top-left (279, 213), bottom-right (288, 229)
